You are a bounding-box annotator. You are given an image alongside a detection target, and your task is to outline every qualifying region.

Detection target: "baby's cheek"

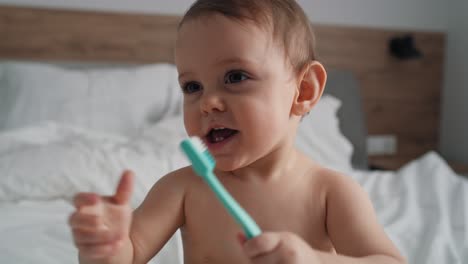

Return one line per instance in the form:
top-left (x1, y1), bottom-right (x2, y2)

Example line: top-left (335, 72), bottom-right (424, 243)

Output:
top-left (249, 116), bottom-right (283, 148)
top-left (183, 113), bottom-right (199, 136)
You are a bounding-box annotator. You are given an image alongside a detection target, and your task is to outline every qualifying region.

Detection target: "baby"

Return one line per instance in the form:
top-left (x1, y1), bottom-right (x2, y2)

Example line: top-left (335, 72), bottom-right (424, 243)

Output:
top-left (69, 1), bottom-right (406, 263)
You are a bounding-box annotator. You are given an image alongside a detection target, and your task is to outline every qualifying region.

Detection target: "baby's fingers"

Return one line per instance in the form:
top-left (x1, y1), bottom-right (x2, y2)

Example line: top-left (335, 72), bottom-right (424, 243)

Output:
top-left (112, 170), bottom-right (135, 205)
top-left (68, 212), bottom-right (102, 230)
top-left (242, 232), bottom-right (281, 258)
top-left (78, 241), bottom-right (123, 259)
top-left (72, 228), bottom-right (120, 244)
top-left (73, 192), bottom-right (99, 209)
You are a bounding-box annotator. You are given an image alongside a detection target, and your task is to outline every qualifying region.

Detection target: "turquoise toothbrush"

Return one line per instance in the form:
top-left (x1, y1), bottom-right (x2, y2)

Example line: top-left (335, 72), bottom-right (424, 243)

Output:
top-left (180, 136), bottom-right (262, 239)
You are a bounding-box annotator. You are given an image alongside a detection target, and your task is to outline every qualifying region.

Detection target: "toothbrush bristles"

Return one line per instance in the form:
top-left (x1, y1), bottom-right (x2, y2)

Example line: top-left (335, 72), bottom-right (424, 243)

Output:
top-left (191, 136), bottom-right (215, 163)
top-left (191, 136), bottom-right (207, 151)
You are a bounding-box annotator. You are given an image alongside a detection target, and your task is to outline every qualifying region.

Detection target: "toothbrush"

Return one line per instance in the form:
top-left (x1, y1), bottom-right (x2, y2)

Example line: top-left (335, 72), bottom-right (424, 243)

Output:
top-left (180, 136), bottom-right (262, 239)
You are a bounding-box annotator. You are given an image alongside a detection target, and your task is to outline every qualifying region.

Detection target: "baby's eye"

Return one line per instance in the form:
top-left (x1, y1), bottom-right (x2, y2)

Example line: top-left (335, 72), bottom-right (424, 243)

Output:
top-left (182, 82), bottom-right (202, 94)
top-left (225, 70), bottom-right (249, 84)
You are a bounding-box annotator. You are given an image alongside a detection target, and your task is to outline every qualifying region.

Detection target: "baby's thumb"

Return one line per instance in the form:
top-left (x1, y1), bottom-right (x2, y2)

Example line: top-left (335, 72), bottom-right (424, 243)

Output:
top-left (113, 170), bottom-right (135, 205)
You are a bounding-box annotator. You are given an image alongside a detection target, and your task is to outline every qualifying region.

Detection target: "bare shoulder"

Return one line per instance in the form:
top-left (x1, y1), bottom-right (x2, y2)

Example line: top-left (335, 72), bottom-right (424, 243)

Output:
top-left (316, 167), bottom-right (364, 200)
top-left (134, 165), bottom-right (197, 218)
top-left (296, 151), bottom-right (359, 195)
top-left (312, 166), bottom-right (371, 224)
top-left (150, 165), bottom-right (196, 191)
top-left (303, 162), bottom-right (362, 201)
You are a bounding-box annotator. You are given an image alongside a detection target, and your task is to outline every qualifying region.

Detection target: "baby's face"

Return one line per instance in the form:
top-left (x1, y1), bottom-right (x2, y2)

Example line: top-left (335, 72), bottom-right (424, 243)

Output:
top-left (175, 14), bottom-right (298, 171)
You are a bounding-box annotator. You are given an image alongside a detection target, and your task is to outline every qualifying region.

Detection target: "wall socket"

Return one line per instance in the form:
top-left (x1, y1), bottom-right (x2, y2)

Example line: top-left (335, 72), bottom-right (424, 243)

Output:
top-left (367, 135), bottom-right (397, 155)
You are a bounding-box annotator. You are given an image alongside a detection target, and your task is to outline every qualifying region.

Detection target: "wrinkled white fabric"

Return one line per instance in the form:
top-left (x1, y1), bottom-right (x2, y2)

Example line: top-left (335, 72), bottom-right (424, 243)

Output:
top-left (350, 152), bottom-right (468, 264)
top-left (0, 119), bottom-right (188, 207)
top-left (0, 200), bottom-right (183, 264)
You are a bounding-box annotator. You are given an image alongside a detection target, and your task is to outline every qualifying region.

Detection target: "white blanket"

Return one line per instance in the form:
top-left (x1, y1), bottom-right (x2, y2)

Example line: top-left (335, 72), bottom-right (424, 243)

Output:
top-left (0, 200), bottom-right (182, 264)
top-left (0, 122), bottom-right (466, 264)
top-left (351, 152), bottom-right (468, 264)
top-left (0, 120), bottom-right (187, 263)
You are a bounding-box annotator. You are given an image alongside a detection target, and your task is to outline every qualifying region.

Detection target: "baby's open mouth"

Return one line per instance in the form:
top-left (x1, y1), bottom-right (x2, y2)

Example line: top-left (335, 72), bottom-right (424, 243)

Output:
top-left (206, 127), bottom-right (239, 144)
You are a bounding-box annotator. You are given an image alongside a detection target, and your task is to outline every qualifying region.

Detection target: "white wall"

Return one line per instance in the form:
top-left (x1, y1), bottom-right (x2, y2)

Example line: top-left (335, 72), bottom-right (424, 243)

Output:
top-left (299, 0), bottom-right (447, 31)
top-left (0, 0), bottom-right (448, 31)
top-left (440, 0), bottom-right (468, 164)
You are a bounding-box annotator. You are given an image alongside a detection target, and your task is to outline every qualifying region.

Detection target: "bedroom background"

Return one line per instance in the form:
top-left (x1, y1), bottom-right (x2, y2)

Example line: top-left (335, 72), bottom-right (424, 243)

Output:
top-left (0, 0), bottom-right (466, 173)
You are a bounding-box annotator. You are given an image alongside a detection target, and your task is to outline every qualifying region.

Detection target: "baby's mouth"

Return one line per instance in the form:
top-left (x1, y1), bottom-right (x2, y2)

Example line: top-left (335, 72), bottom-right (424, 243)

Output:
top-left (206, 128), bottom-right (239, 144)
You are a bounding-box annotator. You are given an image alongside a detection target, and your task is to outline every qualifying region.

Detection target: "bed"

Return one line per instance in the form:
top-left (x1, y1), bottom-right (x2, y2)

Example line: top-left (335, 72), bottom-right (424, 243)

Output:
top-left (1, 5), bottom-right (467, 264)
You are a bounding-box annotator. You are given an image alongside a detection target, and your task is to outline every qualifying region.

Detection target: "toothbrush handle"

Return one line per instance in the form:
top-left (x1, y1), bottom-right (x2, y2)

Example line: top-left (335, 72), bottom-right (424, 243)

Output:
top-left (205, 172), bottom-right (262, 239)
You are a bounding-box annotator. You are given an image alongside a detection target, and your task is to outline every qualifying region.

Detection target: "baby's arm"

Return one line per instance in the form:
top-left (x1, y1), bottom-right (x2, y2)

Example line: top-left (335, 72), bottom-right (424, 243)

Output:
top-left (75, 169), bottom-right (187, 264)
top-left (321, 172), bottom-right (406, 263)
top-left (129, 169), bottom-right (187, 263)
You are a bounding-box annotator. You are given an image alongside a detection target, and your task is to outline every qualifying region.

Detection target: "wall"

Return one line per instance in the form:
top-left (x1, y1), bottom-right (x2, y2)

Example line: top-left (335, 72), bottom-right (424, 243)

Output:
top-left (0, 0), bottom-right (448, 31)
top-left (440, 0), bottom-right (468, 164)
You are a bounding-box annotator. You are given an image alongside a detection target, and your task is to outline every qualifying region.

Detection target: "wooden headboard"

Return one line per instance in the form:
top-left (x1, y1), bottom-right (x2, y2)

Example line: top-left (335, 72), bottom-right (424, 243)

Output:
top-left (314, 26), bottom-right (445, 169)
top-left (0, 5), bottom-right (446, 170)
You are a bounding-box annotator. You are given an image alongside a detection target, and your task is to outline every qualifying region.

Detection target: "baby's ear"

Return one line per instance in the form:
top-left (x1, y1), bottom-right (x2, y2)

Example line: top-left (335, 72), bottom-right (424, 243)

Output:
top-left (291, 61), bottom-right (327, 116)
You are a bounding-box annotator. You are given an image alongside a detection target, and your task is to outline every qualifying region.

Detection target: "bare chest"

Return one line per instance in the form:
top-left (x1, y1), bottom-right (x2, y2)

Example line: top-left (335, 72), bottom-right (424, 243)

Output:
top-left (180, 178), bottom-right (333, 263)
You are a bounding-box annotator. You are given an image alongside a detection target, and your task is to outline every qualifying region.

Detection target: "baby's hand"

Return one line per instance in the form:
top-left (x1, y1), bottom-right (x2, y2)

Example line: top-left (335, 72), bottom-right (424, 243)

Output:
top-left (239, 231), bottom-right (320, 264)
top-left (69, 170), bottom-right (134, 260)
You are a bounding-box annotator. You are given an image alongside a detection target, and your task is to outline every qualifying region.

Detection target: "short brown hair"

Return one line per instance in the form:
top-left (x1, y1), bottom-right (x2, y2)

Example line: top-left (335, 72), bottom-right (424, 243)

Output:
top-left (179, 0), bottom-right (317, 73)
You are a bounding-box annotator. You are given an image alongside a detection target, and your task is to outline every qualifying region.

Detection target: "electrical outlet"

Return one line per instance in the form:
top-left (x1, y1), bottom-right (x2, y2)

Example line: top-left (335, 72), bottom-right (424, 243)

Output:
top-left (367, 135), bottom-right (397, 155)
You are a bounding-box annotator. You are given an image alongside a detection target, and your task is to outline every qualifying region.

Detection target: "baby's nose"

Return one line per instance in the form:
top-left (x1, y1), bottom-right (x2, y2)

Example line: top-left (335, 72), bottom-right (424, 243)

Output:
top-left (200, 92), bottom-right (226, 114)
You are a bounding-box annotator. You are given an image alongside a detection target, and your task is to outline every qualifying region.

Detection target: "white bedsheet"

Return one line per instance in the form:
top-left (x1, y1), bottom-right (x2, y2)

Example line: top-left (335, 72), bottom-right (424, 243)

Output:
top-left (0, 200), bottom-right (183, 264)
top-left (0, 120), bottom-right (187, 263)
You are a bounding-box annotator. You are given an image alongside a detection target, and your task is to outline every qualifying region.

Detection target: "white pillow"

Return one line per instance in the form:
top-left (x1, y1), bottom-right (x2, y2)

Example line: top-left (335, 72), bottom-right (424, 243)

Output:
top-left (0, 61), bottom-right (182, 137)
top-left (296, 95), bottom-right (354, 172)
top-left (0, 121), bottom-right (188, 207)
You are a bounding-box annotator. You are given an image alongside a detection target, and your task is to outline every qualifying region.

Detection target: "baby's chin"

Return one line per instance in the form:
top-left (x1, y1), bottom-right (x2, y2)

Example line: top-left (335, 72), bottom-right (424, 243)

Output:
top-left (215, 163), bottom-right (240, 173)
top-left (214, 158), bottom-right (245, 173)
